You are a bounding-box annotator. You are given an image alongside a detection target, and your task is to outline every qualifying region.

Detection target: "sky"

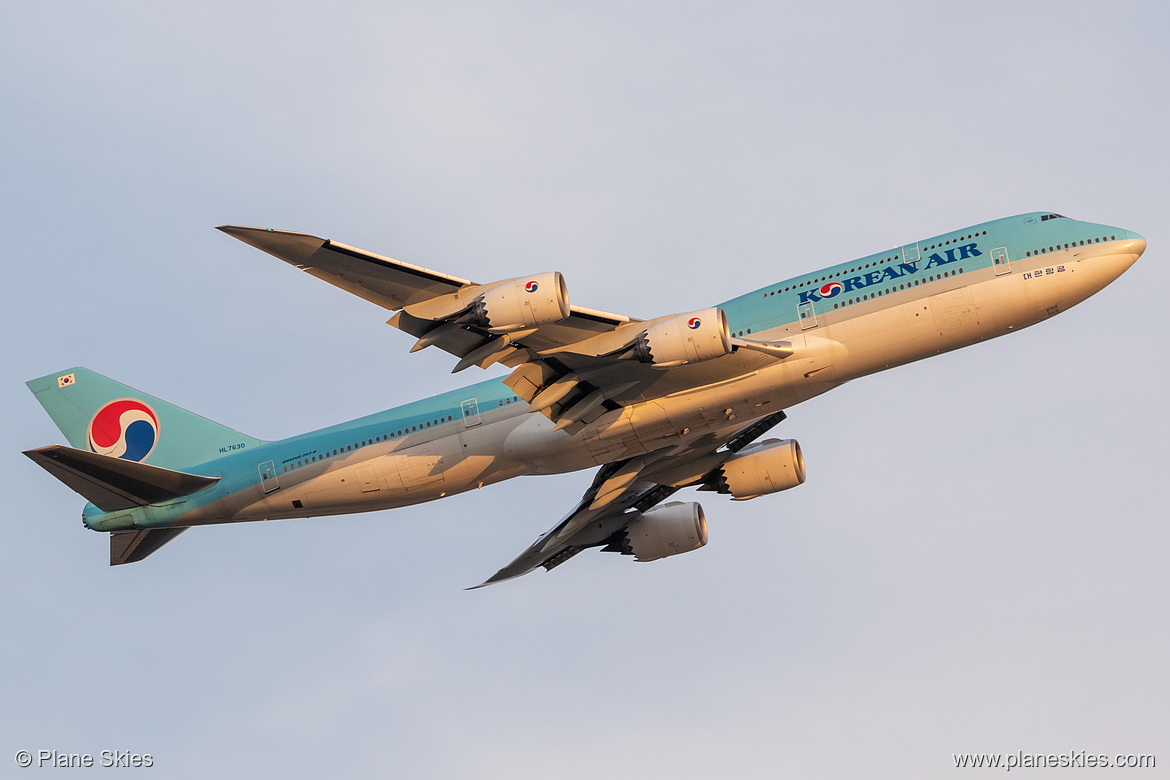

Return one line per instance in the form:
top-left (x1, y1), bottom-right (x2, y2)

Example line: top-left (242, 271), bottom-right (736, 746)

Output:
top-left (2, 1), bottom-right (1167, 777)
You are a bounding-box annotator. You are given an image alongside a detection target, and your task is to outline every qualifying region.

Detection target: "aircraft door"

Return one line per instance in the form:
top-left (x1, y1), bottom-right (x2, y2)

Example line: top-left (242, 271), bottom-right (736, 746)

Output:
top-left (901, 242), bottom-right (920, 264)
top-left (798, 301), bottom-right (817, 329)
top-left (258, 460), bottom-right (280, 493)
top-left (461, 399), bottom-right (481, 427)
top-left (992, 247), bottom-right (1011, 275)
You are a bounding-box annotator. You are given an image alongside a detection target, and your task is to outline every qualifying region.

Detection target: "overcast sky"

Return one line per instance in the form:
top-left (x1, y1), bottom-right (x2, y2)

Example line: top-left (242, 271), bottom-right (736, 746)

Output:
top-left (2, 1), bottom-right (1167, 777)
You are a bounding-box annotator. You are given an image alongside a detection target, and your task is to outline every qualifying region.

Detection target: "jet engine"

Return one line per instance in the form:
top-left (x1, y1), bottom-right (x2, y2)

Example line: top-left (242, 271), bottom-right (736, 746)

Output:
top-left (714, 439), bottom-right (805, 499)
top-left (622, 501), bottom-right (709, 561)
top-left (467, 271), bottom-right (570, 332)
top-left (633, 307), bottom-right (732, 367)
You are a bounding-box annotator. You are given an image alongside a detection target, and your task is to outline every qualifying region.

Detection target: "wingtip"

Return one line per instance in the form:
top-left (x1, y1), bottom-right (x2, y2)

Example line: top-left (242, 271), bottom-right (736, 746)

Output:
top-left (466, 574), bottom-right (506, 590)
top-left (216, 224), bottom-right (262, 242)
top-left (466, 569), bottom-right (524, 590)
top-left (216, 224), bottom-right (263, 239)
top-left (214, 225), bottom-right (327, 262)
top-left (216, 224), bottom-right (300, 237)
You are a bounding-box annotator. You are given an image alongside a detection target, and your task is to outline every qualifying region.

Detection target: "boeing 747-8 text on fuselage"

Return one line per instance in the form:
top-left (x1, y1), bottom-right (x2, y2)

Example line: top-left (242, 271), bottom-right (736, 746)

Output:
top-left (24, 212), bottom-right (1145, 584)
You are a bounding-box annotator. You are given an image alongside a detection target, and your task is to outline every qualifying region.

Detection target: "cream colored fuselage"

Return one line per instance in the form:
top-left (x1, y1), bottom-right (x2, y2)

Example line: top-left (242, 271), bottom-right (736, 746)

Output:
top-left (206, 232), bottom-right (1141, 528)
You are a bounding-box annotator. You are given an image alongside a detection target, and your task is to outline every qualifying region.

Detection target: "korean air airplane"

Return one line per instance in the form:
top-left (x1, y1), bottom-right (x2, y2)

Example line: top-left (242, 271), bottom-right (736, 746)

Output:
top-left (24, 212), bottom-right (1144, 585)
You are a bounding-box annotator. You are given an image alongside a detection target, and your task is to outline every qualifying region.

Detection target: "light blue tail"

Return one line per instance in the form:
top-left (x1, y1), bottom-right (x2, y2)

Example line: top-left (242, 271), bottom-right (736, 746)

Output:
top-left (26, 367), bottom-right (263, 471)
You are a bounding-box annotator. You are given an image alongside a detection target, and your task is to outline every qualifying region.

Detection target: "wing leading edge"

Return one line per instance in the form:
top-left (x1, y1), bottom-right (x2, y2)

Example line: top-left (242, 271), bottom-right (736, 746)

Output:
top-left (219, 225), bottom-right (657, 434)
top-left (219, 226), bottom-right (793, 436)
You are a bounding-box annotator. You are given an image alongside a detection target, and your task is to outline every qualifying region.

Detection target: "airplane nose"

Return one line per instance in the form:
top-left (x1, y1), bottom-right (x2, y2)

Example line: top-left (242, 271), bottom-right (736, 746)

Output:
top-left (1124, 231), bottom-right (1147, 258)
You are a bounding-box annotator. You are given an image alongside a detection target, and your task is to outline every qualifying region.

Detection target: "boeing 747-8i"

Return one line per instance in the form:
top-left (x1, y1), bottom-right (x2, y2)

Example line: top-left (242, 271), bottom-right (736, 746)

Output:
top-left (24, 212), bottom-right (1144, 585)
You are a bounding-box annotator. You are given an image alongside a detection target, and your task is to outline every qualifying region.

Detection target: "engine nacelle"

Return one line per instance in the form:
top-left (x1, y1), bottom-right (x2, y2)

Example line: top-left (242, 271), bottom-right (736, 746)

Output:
top-left (715, 438), bottom-right (805, 498)
top-left (622, 501), bottom-right (709, 562)
top-left (469, 271), bottom-right (570, 332)
top-left (633, 307), bottom-right (732, 367)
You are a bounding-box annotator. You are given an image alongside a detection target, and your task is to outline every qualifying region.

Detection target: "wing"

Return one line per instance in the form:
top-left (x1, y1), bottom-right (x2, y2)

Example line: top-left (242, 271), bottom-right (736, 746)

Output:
top-left (474, 411), bottom-right (789, 587)
top-left (217, 225), bottom-right (477, 308)
top-left (219, 226), bottom-right (791, 435)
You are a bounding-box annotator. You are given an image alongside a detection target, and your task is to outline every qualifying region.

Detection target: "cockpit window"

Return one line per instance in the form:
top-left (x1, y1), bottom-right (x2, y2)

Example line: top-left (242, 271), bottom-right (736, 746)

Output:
top-left (1040, 213), bottom-right (1066, 221)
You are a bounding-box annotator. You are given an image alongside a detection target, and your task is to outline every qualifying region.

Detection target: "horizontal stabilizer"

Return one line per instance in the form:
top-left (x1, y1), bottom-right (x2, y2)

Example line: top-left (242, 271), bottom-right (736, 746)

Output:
top-left (24, 445), bottom-right (220, 512)
top-left (110, 527), bottom-right (188, 566)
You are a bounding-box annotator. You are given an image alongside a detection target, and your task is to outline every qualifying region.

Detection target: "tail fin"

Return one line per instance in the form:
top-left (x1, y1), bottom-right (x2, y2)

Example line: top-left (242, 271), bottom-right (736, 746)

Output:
top-left (26, 367), bottom-right (263, 471)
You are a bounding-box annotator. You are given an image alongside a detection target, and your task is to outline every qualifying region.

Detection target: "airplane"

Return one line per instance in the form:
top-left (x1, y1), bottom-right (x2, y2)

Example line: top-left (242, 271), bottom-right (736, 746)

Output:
top-left (24, 212), bottom-right (1145, 585)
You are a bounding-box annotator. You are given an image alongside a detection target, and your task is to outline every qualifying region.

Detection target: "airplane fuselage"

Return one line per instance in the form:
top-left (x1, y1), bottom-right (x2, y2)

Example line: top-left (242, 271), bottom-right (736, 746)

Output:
top-left (80, 212), bottom-right (1145, 535)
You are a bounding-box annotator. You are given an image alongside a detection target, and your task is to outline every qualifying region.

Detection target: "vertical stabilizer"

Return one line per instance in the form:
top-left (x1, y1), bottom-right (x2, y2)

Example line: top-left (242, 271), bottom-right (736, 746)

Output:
top-left (26, 367), bottom-right (263, 471)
